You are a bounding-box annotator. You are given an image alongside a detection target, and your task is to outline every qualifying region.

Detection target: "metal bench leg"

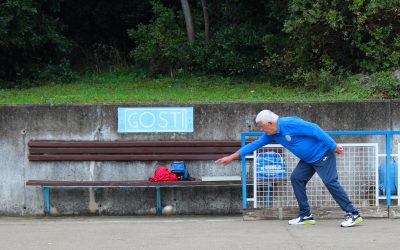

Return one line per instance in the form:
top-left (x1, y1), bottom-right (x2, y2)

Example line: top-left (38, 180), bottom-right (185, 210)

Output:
top-left (43, 187), bottom-right (50, 216)
top-left (156, 187), bottom-right (162, 215)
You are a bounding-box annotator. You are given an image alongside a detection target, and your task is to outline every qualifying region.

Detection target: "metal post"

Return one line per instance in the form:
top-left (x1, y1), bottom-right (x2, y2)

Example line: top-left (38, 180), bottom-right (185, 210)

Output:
top-left (43, 187), bottom-right (50, 216)
top-left (241, 133), bottom-right (247, 209)
top-left (386, 133), bottom-right (391, 206)
top-left (156, 187), bottom-right (162, 215)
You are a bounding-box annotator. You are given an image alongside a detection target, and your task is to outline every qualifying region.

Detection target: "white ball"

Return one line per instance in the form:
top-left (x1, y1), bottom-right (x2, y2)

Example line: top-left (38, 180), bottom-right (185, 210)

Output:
top-left (162, 205), bottom-right (174, 215)
top-left (149, 207), bottom-right (157, 214)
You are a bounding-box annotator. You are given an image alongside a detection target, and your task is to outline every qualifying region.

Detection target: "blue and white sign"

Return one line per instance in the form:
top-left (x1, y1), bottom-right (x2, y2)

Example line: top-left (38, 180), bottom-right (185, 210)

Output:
top-left (118, 107), bottom-right (193, 133)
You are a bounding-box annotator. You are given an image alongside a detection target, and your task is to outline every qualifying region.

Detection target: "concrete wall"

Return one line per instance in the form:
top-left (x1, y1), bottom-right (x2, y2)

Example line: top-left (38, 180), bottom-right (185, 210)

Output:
top-left (0, 101), bottom-right (399, 216)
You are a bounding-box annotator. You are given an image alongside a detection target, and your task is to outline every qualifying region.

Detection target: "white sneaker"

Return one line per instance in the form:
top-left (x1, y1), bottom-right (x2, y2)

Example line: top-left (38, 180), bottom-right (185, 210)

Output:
top-left (341, 213), bottom-right (363, 227)
top-left (288, 214), bottom-right (316, 225)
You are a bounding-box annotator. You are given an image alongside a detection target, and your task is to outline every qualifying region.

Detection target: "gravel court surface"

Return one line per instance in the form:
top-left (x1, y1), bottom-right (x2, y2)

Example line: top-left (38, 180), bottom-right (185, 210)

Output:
top-left (0, 216), bottom-right (398, 250)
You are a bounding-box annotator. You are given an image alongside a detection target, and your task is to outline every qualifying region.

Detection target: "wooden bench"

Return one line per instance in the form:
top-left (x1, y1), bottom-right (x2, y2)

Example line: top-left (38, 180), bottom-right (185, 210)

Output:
top-left (27, 140), bottom-right (287, 215)
top-left (26, 140), bottom-right (250, 215)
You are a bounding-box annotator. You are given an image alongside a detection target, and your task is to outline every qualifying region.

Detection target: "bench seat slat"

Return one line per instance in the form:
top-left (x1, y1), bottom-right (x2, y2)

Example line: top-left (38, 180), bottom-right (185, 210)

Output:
top-left (25, 179), bottom-right (287, 187)
top-left (25, 179), bottom-right (258, 187)
top-left (28, 140), bottom-right (244, 161)
top-left (28, 154), bottom-right (229, 161)
top-left (28, 140), bottom-right (242, 148)
top-left (29, 146), bottom-right (240, 155)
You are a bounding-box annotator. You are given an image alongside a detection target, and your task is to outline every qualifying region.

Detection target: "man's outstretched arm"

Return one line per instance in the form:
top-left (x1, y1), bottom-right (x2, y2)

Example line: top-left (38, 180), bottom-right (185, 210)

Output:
top-left (216, 134), bottom-right (272, 166)
top-left (215, 152), bottom-right (240, 166)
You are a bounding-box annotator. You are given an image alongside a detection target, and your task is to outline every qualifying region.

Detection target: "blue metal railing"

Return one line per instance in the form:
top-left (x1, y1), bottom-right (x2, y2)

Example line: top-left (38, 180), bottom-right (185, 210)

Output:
top-left (241, 130), bottom-right (400, 209)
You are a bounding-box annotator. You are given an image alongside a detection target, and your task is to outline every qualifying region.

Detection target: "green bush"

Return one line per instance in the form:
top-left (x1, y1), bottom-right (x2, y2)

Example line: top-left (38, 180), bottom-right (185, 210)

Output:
top-left (197, 24), bottom-right (265, 76)
top-left (290, 69), bottom-right (343, 92)
top-left (261, 0), bottom-right (400, 88)
top-left (127, 1), bottom-right (189, 76)
top-left (260, 33), bottom-right (296, 82)
top-left (0, 0), bottom-right (72, 88)
top-left (365, 71), bottom-right (400, 98)
top-left (283, 0), bottom-right (400, 72)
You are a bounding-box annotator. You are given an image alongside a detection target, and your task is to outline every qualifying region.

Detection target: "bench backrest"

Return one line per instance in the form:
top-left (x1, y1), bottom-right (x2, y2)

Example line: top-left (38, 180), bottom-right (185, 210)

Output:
top-left (28, 140), bottom-right (242, 161)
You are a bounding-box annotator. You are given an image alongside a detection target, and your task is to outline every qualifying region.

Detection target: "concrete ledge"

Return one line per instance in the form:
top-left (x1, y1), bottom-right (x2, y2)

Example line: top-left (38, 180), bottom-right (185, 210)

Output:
top-left (388, 206), bottom-right (400, 218)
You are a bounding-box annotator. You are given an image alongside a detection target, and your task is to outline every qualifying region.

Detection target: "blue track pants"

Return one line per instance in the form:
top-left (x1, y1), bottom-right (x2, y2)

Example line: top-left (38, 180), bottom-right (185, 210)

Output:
top-left (290, 150), bottom-right (358, 217)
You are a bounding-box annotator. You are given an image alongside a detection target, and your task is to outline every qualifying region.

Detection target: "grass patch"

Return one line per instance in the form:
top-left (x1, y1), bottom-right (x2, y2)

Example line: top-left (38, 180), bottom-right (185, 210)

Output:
top-left (0, 67), bottom-right (373, 104)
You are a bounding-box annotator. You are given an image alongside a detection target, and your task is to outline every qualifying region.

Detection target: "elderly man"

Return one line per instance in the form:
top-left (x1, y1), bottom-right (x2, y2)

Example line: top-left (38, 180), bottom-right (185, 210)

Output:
top-left (216, 110), bottom-right (363, 227)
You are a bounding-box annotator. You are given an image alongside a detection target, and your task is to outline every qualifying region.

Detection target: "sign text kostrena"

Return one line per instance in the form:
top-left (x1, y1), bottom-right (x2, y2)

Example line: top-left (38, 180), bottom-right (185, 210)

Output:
top-left (118, 107), bottom-right (193, 133)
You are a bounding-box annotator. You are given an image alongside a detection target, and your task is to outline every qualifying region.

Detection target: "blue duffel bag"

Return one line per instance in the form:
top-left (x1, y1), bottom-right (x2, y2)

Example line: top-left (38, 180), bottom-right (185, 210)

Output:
top-left (171, 161), bottom-right (190, 181)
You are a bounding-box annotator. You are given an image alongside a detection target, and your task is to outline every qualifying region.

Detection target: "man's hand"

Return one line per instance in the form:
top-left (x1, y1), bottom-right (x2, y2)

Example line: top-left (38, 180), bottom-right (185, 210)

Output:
top-left (334, 145), bottom-right (344, 154)
top-left (215, 153), bottom-right (239, 166)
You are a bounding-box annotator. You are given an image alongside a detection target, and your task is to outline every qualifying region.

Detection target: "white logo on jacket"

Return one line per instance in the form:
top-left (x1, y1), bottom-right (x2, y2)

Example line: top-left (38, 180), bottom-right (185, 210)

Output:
top-left (285, 135), bottom-right (292, 141)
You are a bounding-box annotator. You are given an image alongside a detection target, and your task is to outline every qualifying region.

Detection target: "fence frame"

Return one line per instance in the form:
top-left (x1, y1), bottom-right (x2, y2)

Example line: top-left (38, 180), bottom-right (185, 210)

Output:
top-left (241, 130), bottom-right (400, 209)
top-left (398, 143), bottom-right (400, 206)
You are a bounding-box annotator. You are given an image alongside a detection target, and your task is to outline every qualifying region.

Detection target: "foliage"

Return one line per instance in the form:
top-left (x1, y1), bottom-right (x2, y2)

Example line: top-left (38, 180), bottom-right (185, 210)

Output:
top-left (0, 0), bottom-right (72, 88)
top-left (282, 0), bottom-right (400, 73)
top-left (59, 0), bottom-right (152, 67)
top-left (127, 1), bottom-right (189, 76)
top-left (363, 71), bottom-right (400, 98)
top-left (189, 0), bottom-right (282, 76)
top-left (1, 0), bottom-right (400, 99)
top-left (260, 33), bottom-right (296, 82)
top-left (290, 69), bottom-right (345, 92)
top-left (192, 24), bottom-right (265, 76)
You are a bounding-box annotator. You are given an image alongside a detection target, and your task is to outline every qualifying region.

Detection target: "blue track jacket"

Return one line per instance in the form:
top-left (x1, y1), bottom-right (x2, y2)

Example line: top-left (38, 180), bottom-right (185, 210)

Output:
top-left (237, 117), bottom-right (337, 163)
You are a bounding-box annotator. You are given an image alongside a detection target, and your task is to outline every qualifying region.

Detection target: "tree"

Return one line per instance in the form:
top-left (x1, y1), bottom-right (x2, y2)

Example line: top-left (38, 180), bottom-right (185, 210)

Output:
top-left (180, 0), bottom-right (194, 44)
top-left (200, 0), bottom-right (209, 42)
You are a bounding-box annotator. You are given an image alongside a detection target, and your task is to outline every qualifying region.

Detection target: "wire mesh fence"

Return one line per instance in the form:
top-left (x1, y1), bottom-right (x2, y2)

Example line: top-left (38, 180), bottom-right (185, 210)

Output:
top-left (251, 144), bottom-right (378, 209)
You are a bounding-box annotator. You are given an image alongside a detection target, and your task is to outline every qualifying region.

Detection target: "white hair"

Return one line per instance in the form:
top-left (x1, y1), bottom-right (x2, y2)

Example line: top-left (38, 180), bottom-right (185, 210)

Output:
top-left (255, 110), bottom-right (279, 124)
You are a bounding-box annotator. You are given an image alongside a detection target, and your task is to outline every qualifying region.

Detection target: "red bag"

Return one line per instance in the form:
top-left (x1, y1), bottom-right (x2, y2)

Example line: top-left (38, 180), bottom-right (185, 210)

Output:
top-left (149, 166), bottom-right (178, 182)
